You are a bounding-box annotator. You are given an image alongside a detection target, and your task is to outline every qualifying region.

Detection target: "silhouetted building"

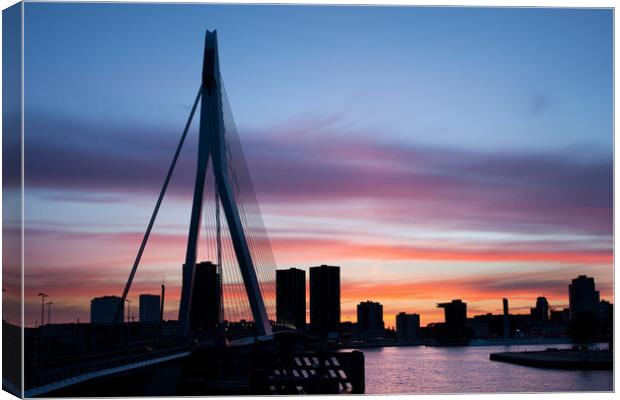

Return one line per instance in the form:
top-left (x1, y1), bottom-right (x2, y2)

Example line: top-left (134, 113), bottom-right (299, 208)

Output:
top-left (550, 309), bottom-right (569, 326)
top-left (356, 301), bottom-right (384, 337)
top-left (467, 317), bottom-right (490, 339)
top-left (384, 326), bottom-right (397, 340)
top-left (139, 294), bottom-right (161, 323)
top-left (530, 296), bottom-right (549, 322)
top-left (339, 321), bottom-right (356, 337)
top-left (509, 314), bottom-right (531, 337)
top-left (438, 299), bottom-right (467, 326)
top-left (502, 298), bottom-right (510, 338)
top-left (563, 307), bottom-right (571, 323)
top-left (90, 296), bottom-right (123, 324)
top-left (276, 268), bottom-right (306, 330)
top-left (470, 313), bottom-right (507, 338)
top-left (310, 265), bottom-right (340, 336)
top-left (597, 299), bottom-right (612, 322)
top-left (396, 312), bottom-right (420, 342)
top-left (569, 275), bottom-right (599, 321)
top-left (437, 299), bottom-right (469, 343)
top-left (597, 300), bottom-right (613, 338)
top-left (190, 261), bottom-right (221, 335)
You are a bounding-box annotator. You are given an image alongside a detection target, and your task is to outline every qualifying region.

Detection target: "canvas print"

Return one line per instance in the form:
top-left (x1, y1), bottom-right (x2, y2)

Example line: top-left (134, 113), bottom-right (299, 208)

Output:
top-left (1, 1), bottom-right (614, 397)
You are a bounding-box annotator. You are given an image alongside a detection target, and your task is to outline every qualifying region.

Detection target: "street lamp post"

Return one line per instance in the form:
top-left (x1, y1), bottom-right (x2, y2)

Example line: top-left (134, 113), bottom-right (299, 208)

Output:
top-left (37, 293), bottom-right (48, 327)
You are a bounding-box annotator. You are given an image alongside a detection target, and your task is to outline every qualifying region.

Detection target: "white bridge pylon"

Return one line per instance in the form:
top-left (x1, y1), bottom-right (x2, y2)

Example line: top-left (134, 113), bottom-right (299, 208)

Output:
top-left (177, 30), bottom-right (273, 339)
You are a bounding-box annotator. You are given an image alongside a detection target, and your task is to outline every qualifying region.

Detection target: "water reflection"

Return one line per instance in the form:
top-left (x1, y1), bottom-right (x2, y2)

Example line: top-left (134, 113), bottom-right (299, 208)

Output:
top-left (362, 344), bottom-right (613, 394)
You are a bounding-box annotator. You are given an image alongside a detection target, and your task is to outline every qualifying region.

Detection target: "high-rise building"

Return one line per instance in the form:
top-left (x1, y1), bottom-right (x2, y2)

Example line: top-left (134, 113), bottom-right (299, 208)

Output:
top-left (502, 298), bottom-right (510, 338)
top-left (309, 265), bottom-right (340, 336)
top-left (437, 299), bottom-right (468, 341)
top-left (139, 294), bottom-right (161, 323)
top-left (90, 296), bottom-right (123, 324)
top-left (276, 268), bottom-right (306, 330)
top-left (569, 275), bottom-right (599, 321)
top-left (396, 312), bottom-right (420, 342)
top-left (357, 301), bottom-right (384, 337)
top-left (190, 261), bottom-right (221, 335)
top-left (438, 299), bottom-right (467, 327)
top-left (530, 296), bottom-right (549, 322)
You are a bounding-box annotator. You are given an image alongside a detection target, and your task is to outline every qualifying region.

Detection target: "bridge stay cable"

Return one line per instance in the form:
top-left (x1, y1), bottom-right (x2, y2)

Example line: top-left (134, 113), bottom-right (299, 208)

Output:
top-left (221, 96), bottom-right (278, 320)
top-left (112, 86), bottom-right (203, 325)
top-left (221, 84), bottom-right (277, 297)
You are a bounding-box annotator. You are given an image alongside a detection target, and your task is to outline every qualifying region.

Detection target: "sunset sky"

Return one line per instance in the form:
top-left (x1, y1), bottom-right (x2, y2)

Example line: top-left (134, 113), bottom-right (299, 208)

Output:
top-left (14, 4), bottom-right (613, 327)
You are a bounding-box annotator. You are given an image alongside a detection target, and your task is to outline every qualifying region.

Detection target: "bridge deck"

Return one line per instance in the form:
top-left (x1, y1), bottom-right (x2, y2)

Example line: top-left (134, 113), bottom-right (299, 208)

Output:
top-left (26, 349), bottom-right (191, 397)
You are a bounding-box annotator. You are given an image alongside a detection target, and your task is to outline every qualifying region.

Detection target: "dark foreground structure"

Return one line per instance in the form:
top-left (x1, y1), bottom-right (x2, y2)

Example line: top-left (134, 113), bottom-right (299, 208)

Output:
top-left (490, 348), bottom-right (612, 370)
top-left (22, 325), bottom-right (364, 397)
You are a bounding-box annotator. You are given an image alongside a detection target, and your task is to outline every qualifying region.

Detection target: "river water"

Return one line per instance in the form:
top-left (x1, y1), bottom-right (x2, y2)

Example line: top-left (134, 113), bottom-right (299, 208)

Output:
top-left (362, 344), bottom-right (613, 394)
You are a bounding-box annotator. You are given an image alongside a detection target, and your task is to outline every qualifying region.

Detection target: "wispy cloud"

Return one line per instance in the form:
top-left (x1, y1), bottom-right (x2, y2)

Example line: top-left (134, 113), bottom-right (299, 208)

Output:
top-left (23, 114), bottom-right (612, 237)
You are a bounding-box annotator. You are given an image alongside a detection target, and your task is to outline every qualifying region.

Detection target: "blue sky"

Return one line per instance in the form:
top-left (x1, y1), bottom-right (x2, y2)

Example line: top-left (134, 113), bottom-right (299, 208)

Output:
top-left (25, 4), bottom-right (612, 151)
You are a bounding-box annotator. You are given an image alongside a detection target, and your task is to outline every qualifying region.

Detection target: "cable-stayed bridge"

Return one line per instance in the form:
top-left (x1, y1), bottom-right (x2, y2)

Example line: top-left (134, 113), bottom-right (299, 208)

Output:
top-left (21, 31), bottom-right (364, 397)
top-left (115, 30), bottom-right (279, 339)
